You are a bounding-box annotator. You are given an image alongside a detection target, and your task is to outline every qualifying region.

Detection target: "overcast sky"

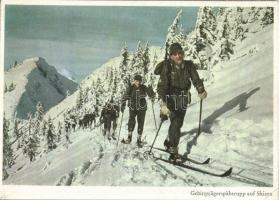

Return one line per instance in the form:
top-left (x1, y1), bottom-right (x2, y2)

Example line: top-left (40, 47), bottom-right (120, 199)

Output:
top-left (5, 6), bottom-right (198, 82)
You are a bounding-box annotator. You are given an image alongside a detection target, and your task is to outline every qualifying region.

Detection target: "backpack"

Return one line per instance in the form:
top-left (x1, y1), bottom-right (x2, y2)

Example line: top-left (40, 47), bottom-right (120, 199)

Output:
top-left (156, 60), bottom-right (192, 104)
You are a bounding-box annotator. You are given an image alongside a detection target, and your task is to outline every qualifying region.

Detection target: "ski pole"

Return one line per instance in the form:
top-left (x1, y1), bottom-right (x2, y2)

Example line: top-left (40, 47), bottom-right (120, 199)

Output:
top-left (151, 101), bottom-right (157, 130)
top-left (144, 119), bottom-right (164, 159)
top-left (116, 112), bottom-right (124, 147)
top-left (197, 99), bottom-right (203, 136)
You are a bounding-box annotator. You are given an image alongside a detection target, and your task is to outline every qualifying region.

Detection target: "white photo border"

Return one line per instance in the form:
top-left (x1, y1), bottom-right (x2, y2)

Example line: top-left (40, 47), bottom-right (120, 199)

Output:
top-left (0, 0), bottom-right (278, 199)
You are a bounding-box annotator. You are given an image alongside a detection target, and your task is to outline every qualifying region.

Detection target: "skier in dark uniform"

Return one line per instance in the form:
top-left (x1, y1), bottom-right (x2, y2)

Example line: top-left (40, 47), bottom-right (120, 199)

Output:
top-left (154, 42), bottom-right (207, 162)
top-left (100, 102), bottom-right (119, 140)
top-left (121, 74), bottom-right (155, 147)
top-left (110, 99), bottom-right (120, 139)
top-left (219, 39), bottom-right (235, 60)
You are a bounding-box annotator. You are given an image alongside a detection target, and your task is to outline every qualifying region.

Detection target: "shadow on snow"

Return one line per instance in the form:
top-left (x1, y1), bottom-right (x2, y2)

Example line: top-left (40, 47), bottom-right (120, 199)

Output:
top-left (181, 87), bottom-right (260, 155)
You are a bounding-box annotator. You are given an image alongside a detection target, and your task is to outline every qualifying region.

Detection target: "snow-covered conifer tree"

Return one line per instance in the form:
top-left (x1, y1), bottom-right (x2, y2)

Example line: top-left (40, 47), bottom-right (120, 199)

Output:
top-left (23, 113), bottom-right (40, 161)
top-left (46, 117), bottom-right (57, 151)
top-left (76, 86), bottom-right (84, 109)
top-left (119, 45), bottom-right (130, 88)
top-left (57, 121), bottom-right (63, 142)
top-left (13, 118), bottom-right (19, 138)
top-left (148, 52), bottom-right (158, 89)
top-left (91, 80), bottom-right (96, 93)
top-left (113, 44), bottom-right (131, 101)
top-left (4, 83), bottom-right (8, 93)
top-left (41, 119), bottom-right (47, 136)
top-left (3, 114), bottom-right (15, 168)
top-left (83, 87), bottom-right (90, 103)
top-left (8, 82), bottom-right (15, 91)
top-left (109, 68), bottom-right (114, 86)
top-left (166, 9), bottom-right (186, 46)
top-left (13, 118), bottom-right (21, 148)
top-left (195, 7), bottom-right (217, 45)
top-left (35, 102), bottom-right (44, 121)
top-left (17, 130), bottom-right (24, 150)
top-left (131, 41), bottom-right (144, 76)
top-left (261, 7), bottom-right (273, 26)
top-left (142, 42), bottom-right (150, 78)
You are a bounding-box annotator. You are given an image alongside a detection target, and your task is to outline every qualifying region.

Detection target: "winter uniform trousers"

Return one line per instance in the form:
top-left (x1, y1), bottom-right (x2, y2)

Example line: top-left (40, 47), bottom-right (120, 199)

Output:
top-left (167, 91), bottom-right (188, 150)
top-left (103, 118), bottom-right (112, 130)
top-left (128, 109), bottom-right (146, 136)
top-left (101, 106), bottom-right (118, 132)
top-left (104, 117), bottom-right (117, 133)
top-left (122, 84), bottom-right (155, 138)
top-left (112, 118), bottom-right (117, 130)
top-left (111, 105), bottom-right (119, 131)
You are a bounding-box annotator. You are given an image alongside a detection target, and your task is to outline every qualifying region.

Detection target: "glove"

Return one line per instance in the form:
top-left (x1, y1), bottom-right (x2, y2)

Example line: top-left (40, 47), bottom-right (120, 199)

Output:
top-left (160, 113), bottom-right (168, 121)
top-left (198, 90), bottom-right (207, 100)
top-left (160, 100), bottom-right (170, 118)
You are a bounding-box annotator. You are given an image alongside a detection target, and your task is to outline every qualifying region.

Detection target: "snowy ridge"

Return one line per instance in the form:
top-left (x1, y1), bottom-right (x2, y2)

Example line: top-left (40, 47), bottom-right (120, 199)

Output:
top-left (4, 57), bottom-right (78, 119)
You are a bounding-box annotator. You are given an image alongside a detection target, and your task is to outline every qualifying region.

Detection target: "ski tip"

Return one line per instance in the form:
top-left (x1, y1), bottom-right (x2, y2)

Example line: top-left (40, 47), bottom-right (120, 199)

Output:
top-left (221, 167), bottom-right (233, 177)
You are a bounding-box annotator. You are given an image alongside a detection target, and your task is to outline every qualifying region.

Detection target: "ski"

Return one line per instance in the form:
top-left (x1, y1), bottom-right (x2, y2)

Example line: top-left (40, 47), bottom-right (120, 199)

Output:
top-left (153, 147), bottom-right (210, 165)
top-left (154, 156), bottom-right (233, 177)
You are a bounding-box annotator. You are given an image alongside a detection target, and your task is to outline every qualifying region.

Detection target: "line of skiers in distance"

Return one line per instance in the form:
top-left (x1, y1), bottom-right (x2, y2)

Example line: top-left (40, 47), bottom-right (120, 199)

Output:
top-left (64, 108), bottom-right (98, 133)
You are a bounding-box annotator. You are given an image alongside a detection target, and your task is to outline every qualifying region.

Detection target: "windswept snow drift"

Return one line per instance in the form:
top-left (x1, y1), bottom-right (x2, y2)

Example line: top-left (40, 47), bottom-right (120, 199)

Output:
top-left (4, 57), bottom-right (78, 119)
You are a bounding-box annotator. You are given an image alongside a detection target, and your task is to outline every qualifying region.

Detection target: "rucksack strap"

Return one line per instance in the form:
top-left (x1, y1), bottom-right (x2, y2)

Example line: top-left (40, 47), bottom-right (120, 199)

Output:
top-left (166, 60), bottom-right (192, 94)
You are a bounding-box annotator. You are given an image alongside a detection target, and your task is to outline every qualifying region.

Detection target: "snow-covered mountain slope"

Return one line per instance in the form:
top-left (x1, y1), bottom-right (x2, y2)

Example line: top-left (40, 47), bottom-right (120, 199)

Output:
top-left (4, 23), bottom-right (273, 186)
top-left (4, 57), bottom-right (78, 119)
top-left (44, 46), bottom-right (165, 125)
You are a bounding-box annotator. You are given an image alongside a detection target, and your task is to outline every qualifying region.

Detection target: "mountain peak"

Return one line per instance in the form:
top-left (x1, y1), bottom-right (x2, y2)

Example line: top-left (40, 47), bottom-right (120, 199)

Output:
top-left (4, 57), bottom-right (78, 119)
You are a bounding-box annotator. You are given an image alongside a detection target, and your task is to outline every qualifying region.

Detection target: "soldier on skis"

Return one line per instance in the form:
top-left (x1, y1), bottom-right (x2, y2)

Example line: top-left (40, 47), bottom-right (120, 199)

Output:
top-left (109, 99), bottom-right (120, 138)
top-left (219, 39), bottom-right (235, 60)
top-left (100, 101), bottom-right (119, 140)
top-left (121, 74), bottom-right (155, 147)
top-left (154, 42), bottom-right (207, 162)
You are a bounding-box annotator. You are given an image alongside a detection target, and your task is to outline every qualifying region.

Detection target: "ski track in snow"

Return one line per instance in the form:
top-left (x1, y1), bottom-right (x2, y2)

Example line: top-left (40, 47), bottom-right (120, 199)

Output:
top-left (4, 113), bottom-right (272, 186)
top-left (56, 145), bottom-right (104, 186)
top-left (8, 126), bottom-right (266, 186)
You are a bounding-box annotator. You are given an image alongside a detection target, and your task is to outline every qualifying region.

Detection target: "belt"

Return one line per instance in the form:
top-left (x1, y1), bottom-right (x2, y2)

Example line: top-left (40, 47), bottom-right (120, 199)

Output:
top-left (169, 87), bottom-right (189, 95)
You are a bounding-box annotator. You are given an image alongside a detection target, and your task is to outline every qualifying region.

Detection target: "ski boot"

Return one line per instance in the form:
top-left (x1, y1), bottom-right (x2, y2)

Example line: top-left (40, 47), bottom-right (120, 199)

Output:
top-left (169, 147), bottom-right (183, 163)
top-left (169, 153), bottom-right (183, 163)
top-left (121, 133), bottom-right (132, 144)
top-left (104, 129), bottom-right (110, 139)
top-left (111, 130), bottom-right (117, 140)
top-left (136, 135), bottom-right (144, 148)
top-left (112, 135), bottom-right (117, 140)
top-left (163, 139), bottom-right (170, 152)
